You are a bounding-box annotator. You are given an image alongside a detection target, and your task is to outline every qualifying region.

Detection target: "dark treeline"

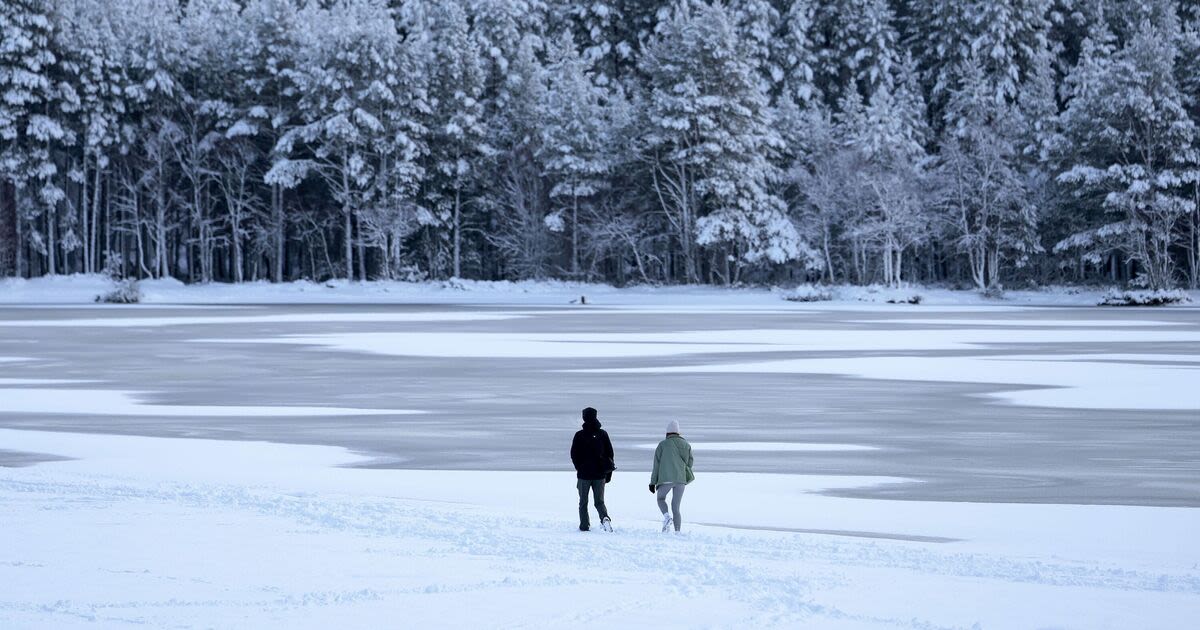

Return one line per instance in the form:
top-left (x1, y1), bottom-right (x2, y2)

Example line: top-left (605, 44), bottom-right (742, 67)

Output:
top-left (2, 0), bottom-right (1199, 290)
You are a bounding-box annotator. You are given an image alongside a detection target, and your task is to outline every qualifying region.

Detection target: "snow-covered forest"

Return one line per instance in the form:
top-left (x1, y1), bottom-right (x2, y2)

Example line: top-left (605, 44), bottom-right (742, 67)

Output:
top-left (2, 0), bottom-right (1200, 290)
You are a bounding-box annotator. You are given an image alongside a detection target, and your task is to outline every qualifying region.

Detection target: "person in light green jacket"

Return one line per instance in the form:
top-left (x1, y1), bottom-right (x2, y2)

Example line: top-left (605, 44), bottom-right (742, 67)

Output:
top-left (649, 420), bottom-right (693, 533)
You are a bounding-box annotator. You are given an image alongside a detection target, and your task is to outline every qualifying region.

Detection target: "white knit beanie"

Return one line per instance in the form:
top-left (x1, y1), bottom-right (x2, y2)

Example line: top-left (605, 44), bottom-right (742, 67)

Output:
top-left (666, 419), bottom-right (680, 434)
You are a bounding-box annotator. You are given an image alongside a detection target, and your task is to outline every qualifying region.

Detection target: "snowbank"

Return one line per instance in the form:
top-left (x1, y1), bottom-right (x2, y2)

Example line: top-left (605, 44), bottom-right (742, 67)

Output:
top-left (4, 274), bottom-right (1197, 307)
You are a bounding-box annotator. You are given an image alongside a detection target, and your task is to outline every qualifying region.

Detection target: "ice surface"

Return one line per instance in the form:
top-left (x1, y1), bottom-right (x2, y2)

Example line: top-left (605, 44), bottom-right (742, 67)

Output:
top-left (208, 327), bottom-right (1200, 358)
top-left (589, 354), bottom-right (1200, 410)
top-left (0, 312), bottom-right (524, 327)
top-left (633, 442), bottom-right (879, 452)
top-left (3, 303), bottom-right (1199, 506)
top-left (0, 388), bottom-right (420, 417)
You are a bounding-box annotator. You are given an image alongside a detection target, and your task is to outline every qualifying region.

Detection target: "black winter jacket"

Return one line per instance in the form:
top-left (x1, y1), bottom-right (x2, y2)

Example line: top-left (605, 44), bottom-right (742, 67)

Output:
top-left (571, 419), bottom-right (615, 480)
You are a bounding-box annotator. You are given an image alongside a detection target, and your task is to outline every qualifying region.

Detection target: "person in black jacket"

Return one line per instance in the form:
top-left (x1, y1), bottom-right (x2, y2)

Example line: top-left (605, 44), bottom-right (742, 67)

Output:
top-left (570, 406), bottom-right (614, 532)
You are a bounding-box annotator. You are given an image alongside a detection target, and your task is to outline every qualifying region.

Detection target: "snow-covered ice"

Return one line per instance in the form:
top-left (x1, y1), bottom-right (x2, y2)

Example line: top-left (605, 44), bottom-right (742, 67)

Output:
top-left (0, 311), bottom-right (523, 328)
top-left (587, 354), bottom-right (1200, 411)
top-left (634, 442), bottom-right (879, 452)
top-left (202, 327), bottom-right (1200, 359)
top-left (0, 388), bottom-right (420, 417)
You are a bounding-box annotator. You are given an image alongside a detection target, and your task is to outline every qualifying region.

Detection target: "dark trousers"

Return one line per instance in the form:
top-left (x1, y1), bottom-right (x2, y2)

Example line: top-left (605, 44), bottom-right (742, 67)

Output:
top-left (577, 478), bottom-right (609, 528)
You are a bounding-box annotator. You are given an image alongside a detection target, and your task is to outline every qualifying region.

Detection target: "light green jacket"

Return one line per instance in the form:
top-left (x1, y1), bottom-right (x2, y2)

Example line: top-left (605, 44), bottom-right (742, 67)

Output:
top-left (650, 434), bottom-right (694, 487)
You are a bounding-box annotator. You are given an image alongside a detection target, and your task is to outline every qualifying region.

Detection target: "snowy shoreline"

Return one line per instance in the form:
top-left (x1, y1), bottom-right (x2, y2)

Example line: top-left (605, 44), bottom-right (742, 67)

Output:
top-left (3, 428), bottom-right (1198, 629)
top-left (2, 273), bottom-right (1198, 308)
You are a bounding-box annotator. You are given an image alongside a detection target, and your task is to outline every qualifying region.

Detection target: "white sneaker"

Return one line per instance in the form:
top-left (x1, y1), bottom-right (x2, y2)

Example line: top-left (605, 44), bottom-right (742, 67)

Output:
top-left (601, 517), bottom-right (613, 532)
top-left (661, 513), bottom-right (672, 533)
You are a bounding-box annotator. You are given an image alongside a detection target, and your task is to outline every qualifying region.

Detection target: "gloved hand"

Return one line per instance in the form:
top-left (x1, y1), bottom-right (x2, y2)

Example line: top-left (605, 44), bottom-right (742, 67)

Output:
top-left (648, 484), bottom-right (656, 494)
top-left (605, 472), bottom-right (612, 483)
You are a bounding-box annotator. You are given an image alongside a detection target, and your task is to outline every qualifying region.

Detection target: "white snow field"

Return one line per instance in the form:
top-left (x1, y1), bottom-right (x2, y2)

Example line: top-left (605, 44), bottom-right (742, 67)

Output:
top-left (2, 428), bottom-right (1198, 630)
top-left (2, 284), bottom-right (1200, 628)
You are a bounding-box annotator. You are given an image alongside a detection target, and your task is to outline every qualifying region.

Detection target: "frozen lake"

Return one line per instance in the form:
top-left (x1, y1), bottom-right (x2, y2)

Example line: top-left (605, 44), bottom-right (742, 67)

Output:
top-left (2, 302), bottom-right (1199, 506)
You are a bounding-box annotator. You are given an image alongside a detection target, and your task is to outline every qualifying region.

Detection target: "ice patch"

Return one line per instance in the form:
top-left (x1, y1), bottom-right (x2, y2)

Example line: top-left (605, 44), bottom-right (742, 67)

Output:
top-left (0, 388), bottom-right (420, 417)
top-left (852, 318), bottom-right (1182, 327)
top-left (634, 442), bottom-right (878, 452)
top-left (0, 379), bottom-right (85, 385)
top-left (0, 312), bottom-right (524, 328)
top-left (207, 327), bottom-right (1200, 359)
top-left (586, 355), bottom-right (1200, 411)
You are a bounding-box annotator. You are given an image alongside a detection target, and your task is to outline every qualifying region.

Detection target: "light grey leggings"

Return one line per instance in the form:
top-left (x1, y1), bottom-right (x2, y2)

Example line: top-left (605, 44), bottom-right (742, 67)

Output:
top-left (656, 483), bottom-right (686, 531)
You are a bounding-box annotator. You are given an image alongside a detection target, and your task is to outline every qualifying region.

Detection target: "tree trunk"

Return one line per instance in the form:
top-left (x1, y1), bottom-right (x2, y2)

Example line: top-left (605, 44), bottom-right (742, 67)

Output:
top-left (155, 185), bottom-right (167, 278)
top-left (90, 164), bottom-right (102, 274)
top-left (571, 195), bottom-right (579, 275)
top-left (342, 164), bottom-right (353, 280)
top-left (0, 180), bottom-right (16, 276)
top-left (47, 201), bottom-right (57, 276)
top-left (822, 223), bottom-right (833, 284)
top-left (272, 183), bottom-right (284, 283)
top-left (453, 187), bottom-right (462, 278)
top-left (343, 209), bottom-right (353, 281)
top-left (80, 157), bottom-right (90, 274)
top-left (1190, 201), bottom-right (1199, 289)
top-left (232, 212), bottom-right (244, 283)
top-left (356, 214), bottom-right (366, 281)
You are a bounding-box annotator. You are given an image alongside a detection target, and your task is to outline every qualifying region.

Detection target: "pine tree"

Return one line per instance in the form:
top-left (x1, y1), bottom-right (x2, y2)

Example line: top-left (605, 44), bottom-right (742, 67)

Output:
top-left (908, 0), bottom-right (1053, 125)
top-left (641, 1), bottom-right (806, 283)
top-left (479, 35), bottom-right (554, 279)
top-left (540, 32), bottom-right (615, 276)
top-left (776, 0), bottom-right (820, 106)
top-left (1055, 14), bottom-right (1200, 289)
top-left (239, 0), bottom-right (306, 282)
top-left (937, 56), bottom-right (1040, 291)
top-left (839, 55), bottom-right (932, 287)
top-left (0, 0), bottom-right (76, 276)
top-left (423, 0), bottom-right (487, 278)
top-left (270, 0), bottom-right (412, 281)
top-left (815, 0), bottom-right (901, 106)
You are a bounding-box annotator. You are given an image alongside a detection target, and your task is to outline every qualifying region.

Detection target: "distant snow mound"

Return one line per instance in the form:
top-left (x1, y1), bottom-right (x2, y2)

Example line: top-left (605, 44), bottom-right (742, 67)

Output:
top-left (95, 279), bottom-right (142, 304)
top-left (846, 284), bottom-right (923, 305)
top-left (1098, 289), bottom-right (1192, 307)
top-left (783, 284), bottom-right (833, 302)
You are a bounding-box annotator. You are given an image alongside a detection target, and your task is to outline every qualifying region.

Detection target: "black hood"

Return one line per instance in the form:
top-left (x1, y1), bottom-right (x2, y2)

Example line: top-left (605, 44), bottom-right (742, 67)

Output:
top-left (582, 418), bottom-right (602, 431)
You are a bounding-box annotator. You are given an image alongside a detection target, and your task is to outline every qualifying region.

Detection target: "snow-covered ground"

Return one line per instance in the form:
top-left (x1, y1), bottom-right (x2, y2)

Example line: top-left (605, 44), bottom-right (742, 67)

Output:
top-left (3, 281), bottom-right (1200, 628)
top-left (3, 273), bottom-right (1198, 307)
top-left (3, 429), bottom-right (1198, 630)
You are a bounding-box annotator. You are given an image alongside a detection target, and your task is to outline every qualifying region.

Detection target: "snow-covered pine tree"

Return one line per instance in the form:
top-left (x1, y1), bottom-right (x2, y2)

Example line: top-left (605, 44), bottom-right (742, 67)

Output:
top-left (478, 35), bottom-right (555, 279)
top-left (552, 0), bottom-right (622, 84)
top-left (175, 0), bottom-right (245, 283)
top-left (55, 0), bottom-right (133, 275)
top-left (422, 0), bottom-right (487, 279)
top-left (727, 0), bottom-right (779, 92)
top-left (814, 0), bottom-right (900, 107)
top-left (470, 0), bottom-right (549, 105)
top-left (539, 32), bottom-right (615, 276)
top-left (839, 54), bottom-right (932, 287)
top-left (114, 0), bottom-right (188, 279)
top-left (908, 0), bottom-right (1054, 127)
top-left (641, 1), bottom-right (807, 284)
top-left (776, 0), bottom-right (820, 107)
top-left (240, 0), bottom-right (306, 283)
top-left (269, 0), bottom-right (410, 281)
top-left (1055, 12), bottom-right (1200, 290)
top-left (0, 0), bottom-right (76, 277)
top-left (1181, 8), bottom-right (1200, 288)
top-left (936, 55), bottom-right (1040, 291)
